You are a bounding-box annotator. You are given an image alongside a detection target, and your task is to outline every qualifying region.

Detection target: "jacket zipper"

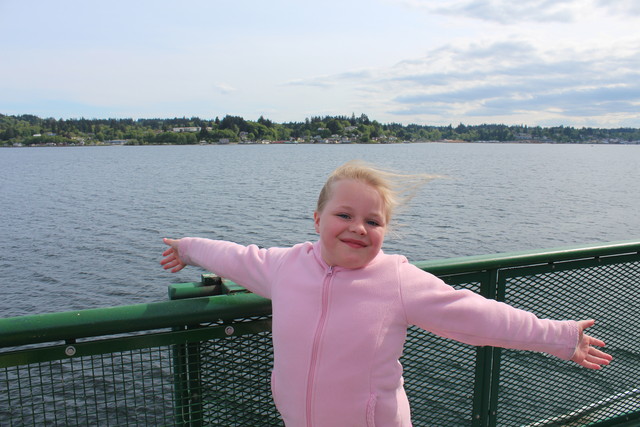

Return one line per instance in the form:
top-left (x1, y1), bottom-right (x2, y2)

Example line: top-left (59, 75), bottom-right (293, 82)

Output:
top-left (305, 266), bottom-right (334, 427)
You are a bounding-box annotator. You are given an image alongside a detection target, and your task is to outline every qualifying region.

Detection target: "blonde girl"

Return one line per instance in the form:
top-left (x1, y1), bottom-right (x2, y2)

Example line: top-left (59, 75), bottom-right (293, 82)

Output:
top-left (161, 160), bottom-right (611, 426)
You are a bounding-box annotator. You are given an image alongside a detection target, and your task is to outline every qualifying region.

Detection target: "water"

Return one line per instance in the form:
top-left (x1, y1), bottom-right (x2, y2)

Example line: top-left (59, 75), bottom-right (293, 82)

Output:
top-left (1, 143), bottom-right (639, 318)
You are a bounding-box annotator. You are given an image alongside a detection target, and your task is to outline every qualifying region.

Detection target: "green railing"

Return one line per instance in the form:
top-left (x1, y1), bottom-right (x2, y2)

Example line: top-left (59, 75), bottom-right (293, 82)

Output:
top-left (1, 240), bottom-right (639, 426)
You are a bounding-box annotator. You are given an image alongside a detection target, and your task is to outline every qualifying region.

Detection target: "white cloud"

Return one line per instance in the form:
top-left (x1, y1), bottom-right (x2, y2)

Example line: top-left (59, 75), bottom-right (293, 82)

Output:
top-left (214, 83), bottom-right (238, 95)
top-left (394, 0), bottom-right (639, 23)
top-left (594, 0), bottom-right (640, 16)
top-left (289, 35), bottom-right (640, 126)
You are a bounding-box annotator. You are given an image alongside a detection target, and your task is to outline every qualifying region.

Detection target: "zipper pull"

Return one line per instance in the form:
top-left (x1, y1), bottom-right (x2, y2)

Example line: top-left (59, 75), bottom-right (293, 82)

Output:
top-left (327, 265), bottom-right (334, 275)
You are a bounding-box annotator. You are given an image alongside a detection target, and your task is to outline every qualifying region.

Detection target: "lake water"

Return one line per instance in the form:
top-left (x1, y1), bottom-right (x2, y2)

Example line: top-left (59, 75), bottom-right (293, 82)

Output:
top-left (1, 143), bottom-right (638, 318)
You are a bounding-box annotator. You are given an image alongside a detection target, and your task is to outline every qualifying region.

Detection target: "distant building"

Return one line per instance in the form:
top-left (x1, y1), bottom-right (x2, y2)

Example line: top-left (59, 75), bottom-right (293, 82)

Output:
top-left (172, 127), bottom-right (201, 133)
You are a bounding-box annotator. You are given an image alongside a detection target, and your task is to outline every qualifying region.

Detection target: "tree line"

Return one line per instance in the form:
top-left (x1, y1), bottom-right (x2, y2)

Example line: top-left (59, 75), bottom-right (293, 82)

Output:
top-left (2, 113), bottom-right (639, 146)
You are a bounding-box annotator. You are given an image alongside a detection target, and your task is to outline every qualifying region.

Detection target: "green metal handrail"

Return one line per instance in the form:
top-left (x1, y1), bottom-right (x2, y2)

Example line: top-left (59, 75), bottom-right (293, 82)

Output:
top-left (414, 239), bottom-right (640, 275)
top-left (0, 292), bottom-right (271, 348)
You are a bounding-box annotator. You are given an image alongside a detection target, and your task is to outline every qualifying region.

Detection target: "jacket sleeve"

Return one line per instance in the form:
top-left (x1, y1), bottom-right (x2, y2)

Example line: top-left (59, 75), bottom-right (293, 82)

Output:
top-left (398, 262), bottom-right (578, 360)
top-left (177, 237), bottom-right (291, 299)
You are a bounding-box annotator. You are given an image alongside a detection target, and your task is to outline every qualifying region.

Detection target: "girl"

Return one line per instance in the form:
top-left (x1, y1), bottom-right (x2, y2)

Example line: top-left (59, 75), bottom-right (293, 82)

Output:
top-left (161, 160), bottom-right (611, 427)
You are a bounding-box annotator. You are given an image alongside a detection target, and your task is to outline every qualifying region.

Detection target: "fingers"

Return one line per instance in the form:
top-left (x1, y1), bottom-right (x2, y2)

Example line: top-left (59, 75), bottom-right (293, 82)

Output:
top-left (578, 353), bottom-right (611, 370)
top-left (162, 248), bottom-right (172, 257)
top-left (580, 360), bottom-right (603, 370)
top-left (585, 354), bottom-right (611, 367)
top-left (161, 256), bottom-right (185, 272)
top-left (582, 333), bottom-right (612, 364)
top-left (167, 263), bottom-right (185, 273)
top-left (160, 254), bottom-right (175, 267)
top-left (161, 238), bottom-right (185, 272)
top-left (588, 347), bottom-right (613, 364)
top-left (587, 336), bottom-right (606, 349)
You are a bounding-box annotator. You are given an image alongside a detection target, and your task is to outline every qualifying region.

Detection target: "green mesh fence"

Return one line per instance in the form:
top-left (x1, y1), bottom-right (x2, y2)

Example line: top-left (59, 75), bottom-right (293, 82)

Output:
top-left (494, 257), bottom-right (640, 426)
top-left (196, 318), bottom-right (281, 426)
top-left (0, 346), bottom-right (176, 425)
top-left (402, 275), bottom-right (484, 425)
top-left (1, 241), bottom-right (639, 426)
top-left (172, 316), bottom-right (282, 425)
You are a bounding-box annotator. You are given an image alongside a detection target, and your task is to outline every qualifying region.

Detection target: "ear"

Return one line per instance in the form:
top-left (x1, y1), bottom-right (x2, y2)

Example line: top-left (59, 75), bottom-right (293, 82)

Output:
top-left (313, 211), bottom-right (320, 234)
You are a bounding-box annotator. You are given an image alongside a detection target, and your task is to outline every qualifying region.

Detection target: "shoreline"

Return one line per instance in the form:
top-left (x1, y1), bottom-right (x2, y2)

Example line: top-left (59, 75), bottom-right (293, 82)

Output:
top-left (4, 139), bottom-right (640, 148)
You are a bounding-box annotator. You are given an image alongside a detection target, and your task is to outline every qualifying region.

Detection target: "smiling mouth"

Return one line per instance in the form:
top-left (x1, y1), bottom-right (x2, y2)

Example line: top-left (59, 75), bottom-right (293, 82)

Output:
top-left (341, 239), bottom-right (367, 248)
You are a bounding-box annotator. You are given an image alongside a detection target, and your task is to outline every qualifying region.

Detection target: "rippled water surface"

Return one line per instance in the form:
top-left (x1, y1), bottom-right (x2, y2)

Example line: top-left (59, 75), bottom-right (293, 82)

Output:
top-left (1, 143), bottom-right (638, 317)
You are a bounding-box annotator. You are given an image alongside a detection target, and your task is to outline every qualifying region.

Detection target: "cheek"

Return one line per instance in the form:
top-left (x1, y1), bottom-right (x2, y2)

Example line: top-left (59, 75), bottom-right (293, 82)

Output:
top-left (372, 230), bottom-right (386, 247)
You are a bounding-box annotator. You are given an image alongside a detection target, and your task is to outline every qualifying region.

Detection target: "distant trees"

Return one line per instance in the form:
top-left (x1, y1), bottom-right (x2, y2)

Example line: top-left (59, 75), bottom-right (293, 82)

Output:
top-left (1, 113), bottom-right (639, 146)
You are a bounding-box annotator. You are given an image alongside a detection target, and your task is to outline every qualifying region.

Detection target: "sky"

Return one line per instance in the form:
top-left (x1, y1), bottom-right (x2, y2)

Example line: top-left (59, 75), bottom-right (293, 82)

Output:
top-left (1, 0), bottom-right (639, 127)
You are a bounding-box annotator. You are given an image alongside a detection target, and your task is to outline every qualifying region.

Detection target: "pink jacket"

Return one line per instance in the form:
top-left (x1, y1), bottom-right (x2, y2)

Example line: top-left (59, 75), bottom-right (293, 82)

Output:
top-left (178, 238), bottom-right (578, 427)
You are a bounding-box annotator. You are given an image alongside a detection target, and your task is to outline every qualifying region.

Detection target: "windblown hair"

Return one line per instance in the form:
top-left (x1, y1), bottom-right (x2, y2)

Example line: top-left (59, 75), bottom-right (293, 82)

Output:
top-left (316, 160), bottom-right (440, 224)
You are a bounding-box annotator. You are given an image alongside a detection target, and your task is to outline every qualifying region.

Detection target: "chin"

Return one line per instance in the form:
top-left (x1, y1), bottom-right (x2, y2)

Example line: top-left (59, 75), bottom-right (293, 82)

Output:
top-left (340, 257), bottom-right (373, 270)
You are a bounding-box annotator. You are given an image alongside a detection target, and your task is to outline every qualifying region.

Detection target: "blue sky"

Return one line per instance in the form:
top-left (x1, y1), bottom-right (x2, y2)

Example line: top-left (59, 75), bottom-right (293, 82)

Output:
top-left (1, 0), bottom-right (639, 127)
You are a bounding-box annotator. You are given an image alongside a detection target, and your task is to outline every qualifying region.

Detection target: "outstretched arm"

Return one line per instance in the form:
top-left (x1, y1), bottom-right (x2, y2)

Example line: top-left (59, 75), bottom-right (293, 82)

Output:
top-left (570, 319), bottom-right (613, 369)
top-left (160, 238), bottom-right (187, 273)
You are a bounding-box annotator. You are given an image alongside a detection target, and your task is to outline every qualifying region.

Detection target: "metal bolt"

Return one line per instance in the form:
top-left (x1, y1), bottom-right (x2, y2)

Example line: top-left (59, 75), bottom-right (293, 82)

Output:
top-left (65, 346), bottom-right (76, 357)
top-left (225, 326), bottom-right (234, 336)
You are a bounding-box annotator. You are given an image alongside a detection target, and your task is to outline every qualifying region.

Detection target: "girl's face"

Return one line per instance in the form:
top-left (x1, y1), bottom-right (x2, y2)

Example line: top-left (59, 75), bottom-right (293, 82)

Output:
top-left (314, 179), bottom-right (387, 269)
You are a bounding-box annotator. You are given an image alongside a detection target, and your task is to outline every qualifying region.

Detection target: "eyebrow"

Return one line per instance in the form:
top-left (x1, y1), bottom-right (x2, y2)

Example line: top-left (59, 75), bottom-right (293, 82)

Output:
top-left (334, 205), bottom-right (384, 219)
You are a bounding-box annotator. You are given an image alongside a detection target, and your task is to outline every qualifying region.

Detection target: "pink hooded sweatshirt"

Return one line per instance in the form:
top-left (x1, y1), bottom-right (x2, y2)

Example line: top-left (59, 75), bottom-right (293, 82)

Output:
top-left (178, 238), bottom-right (578, 427)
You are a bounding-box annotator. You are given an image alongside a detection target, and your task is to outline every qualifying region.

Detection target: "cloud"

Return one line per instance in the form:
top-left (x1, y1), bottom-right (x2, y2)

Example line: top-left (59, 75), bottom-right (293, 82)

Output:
top-left (395, 0), bottom-right (579, 23)
top-left (389, 40), bottom-right (640, 122)
top-left (284, 70), bottom-right (373, 89)
top-left (292, 36), bottom-right (640, 125)
top-left (594, 0), bottom-right (640, 16)
top-left (479, 86), bottom-right (640, 115)
top-left (213, 83), bottom-right (238, 95)
top-left (395, 0), bottom-right (640, 24)
top-left (285, 78), bottom-right (333, 89)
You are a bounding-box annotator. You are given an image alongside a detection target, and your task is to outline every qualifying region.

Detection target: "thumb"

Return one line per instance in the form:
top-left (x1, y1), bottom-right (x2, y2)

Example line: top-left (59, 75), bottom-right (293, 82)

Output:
top-left (163, 238), bottom-right (179, 247)
top-left (577, 319), bottom-right (596, 333)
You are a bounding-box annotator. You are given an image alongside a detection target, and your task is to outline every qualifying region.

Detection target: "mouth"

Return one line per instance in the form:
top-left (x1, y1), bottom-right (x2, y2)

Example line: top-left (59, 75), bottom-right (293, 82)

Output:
top-left (341, 238), bottom-right (367, 249)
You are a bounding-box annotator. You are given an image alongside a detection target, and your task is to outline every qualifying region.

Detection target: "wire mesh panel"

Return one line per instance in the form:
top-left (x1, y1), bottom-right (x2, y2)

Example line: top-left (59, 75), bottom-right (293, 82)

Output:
top-left (403, 327), bottom-right (479, 425)
top-left (495, 257), bottom-right (640, 426)
top-left (403, 275), bottom-right (486, 425)
top-left (0, 346), bottom-right (176, 426)
top-left (196, 319), bottom-right (282, 426)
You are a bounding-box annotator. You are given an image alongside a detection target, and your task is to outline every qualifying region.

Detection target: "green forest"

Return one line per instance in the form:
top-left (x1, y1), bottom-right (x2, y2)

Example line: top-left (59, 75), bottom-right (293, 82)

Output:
top-left (2, 113), bottom-right (639, 146)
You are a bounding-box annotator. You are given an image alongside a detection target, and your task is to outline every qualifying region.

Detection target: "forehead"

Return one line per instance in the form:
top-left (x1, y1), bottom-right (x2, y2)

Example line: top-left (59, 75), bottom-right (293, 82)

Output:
top-left (327, 179), bottom-right (386, 213)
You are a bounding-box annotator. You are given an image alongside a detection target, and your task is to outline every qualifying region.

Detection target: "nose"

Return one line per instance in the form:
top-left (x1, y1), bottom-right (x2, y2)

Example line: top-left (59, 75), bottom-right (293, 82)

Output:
top-left (349, 221), bottom-right (366, 235)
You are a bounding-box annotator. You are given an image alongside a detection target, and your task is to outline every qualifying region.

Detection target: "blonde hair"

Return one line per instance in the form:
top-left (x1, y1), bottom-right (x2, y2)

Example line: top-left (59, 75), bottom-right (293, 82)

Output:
top-left (316, 160), bottom-right (439, 224)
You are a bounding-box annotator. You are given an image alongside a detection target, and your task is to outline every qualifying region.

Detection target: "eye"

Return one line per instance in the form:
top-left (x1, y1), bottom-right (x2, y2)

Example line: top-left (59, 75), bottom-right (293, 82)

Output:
top-left (337, 213), bottom-right (351, 220)
top-left (367, 220), bottom-right (381, 227)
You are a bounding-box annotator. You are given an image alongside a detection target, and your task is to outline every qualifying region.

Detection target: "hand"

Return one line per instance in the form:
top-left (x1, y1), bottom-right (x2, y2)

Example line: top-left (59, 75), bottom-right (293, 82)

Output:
top-left (161, 238), bottom-right (186, 273)
top-left (570, 319), bottom-right (613, 369)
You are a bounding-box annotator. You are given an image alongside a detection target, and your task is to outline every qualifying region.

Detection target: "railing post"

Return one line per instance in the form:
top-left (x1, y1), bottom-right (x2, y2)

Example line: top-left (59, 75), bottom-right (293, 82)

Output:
top-left (172, 327), bottom-right (204, 426)
top-left (472, 346), bottom-right (493, 426)
top-left (173, 326), bottom-right (190, 426)
top-left (188, 336), bottom-right (204, 426)
top-left (170, 275), bottom-right (219, 426)
top-left (471, 268), bottom-right (502, 427)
